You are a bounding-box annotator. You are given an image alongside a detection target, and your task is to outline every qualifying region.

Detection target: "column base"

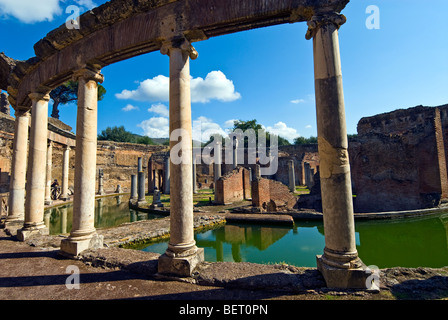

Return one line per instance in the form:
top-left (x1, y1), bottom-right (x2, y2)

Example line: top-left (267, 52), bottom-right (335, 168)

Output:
top-left (137, 200), bottom-right (147, 207)
top-left (60, 233), bottom-right (104, 257)
top-left (150, 202), bottom-right (164, 209)
top-left (158, 247), bottom-right (204, 277)
top-left (2, 219), bottom-right (24, 236)
top-left (16, 223), bottom-right (49, 241)
top-left (316, 254), bottom-right (371, 289)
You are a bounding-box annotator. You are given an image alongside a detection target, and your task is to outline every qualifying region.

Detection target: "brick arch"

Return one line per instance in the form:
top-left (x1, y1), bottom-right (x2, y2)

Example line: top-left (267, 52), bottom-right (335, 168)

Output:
top-left (7, 0), bottom-right (348, 108)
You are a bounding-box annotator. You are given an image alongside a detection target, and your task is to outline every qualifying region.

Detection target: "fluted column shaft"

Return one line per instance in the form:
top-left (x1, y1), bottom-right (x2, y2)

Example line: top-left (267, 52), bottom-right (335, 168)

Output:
top-left (307, 13), bottom-right (368, 288)
top-left (60, 67), bottom-right (104, 256)
top-left (158, 40), bottom-right (204, 276)
top-left (44, 141), bottom-right (53, 205)
top-left (61, 145), bottom-right (70, 200)
top-left (17, 93), bottom-right (50, 240)
top-left (7, 110), bottom-right (30, 222)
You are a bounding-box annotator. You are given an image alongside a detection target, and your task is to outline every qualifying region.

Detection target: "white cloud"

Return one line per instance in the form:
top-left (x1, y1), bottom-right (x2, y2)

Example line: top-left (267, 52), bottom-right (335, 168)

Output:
top-left (193, 116), bottom-right (227, 142)
top-left (147, 103), bottom-right (169, 117)
top-left (74, 0), bottom-right (97, 10)
top-left (0, 0), bottom-right (62, 23)
top-left (191, 71), bottom-right (241, 103)
top-left (137, 117), bottom-right (169, 138)
top-left (116, 71), bottom-right (241, 104)
top-left (137, 114), bottom-right (226, 142)
top-left (266, 121), bottom-right (300, 142)
top-left (305, 125), bottom-right (312, 129)
top-left (122, 104), bottom-right (139, 112)
top-left (116, 75), bottom-right (169, 101)
top-left (224, 119), bottom-right (237, 129)
top-left (290, 99), bottom-right (305, 104)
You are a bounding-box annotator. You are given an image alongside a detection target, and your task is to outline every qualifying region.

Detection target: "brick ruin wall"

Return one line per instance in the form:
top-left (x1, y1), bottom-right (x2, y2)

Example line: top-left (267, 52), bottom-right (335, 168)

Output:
top-left (350, 104), bottom-right (448, 212)
top-left (251, 177), bottom-right (297, 211)
top-left (215, 167), bottom-right (250, 205)
top-left (0, 114), bottom-right (167, 196)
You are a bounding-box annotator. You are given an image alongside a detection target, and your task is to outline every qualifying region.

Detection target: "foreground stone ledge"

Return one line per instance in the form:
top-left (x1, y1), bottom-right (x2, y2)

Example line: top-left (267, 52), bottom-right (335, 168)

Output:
top-left (77, 246), bottom-right (448, 298)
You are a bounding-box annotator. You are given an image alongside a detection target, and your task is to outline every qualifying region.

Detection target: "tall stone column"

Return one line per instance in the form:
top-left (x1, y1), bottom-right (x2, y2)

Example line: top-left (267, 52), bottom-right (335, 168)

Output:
top-left (44, 141), bottom-right (53, 205)
top-left (214, 141), bottom-right (222, 190)
top-left (60, 67), bottom-right (104, 256)
top-left (288, 160), bottom-right (295, 192)
top-left (158, 40), bottom-right (204, 276)
top-left (193, 155), bottom-right (198, 194)
top-left (306, 13), bottom-right (368, 288)
top-left (164, 156), bottom-right (170, 194)
top-left (6, 109), bottom-right (30, 223)
top-left (17, 93), bottom-right (50, 241)
top-left (232, 136), bottom-right (238, 169)
top-left (60, 145), bottom-right (70, 201)
top-left (97, 168), bottom-right (105, 195)
top-left (130, 174), bottom-right (138, 200)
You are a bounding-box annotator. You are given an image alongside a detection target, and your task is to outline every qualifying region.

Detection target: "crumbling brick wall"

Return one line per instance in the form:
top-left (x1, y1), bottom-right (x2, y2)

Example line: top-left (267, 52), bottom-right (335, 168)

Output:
top-left (251, 177), bottom-right (297, 211)
top-left (215, 166), bottom-right (250, 205)
top-left (350, 104), bottom-right (448, 212)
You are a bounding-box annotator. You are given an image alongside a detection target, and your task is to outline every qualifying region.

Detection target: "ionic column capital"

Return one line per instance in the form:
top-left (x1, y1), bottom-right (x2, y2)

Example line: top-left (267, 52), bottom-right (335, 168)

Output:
top-left (72, 67), bottom-right (104, 84)
top-left (28, 92), bottom-right (50, 102)
top-left (160, 38), bottom-right (198, 60)
top-left (305, 12), bottom-right (347, 40)
top-left (14, 108), bottom-right (31, 118)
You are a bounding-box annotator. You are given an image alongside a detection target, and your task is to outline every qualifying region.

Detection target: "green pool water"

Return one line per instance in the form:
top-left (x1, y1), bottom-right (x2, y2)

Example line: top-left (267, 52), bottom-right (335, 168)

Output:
top-left (45, 197), bottom-right (448, 268)
top-left (142, 214), bottom-right (448, 268)
top-left (44, 195), bottom-right (165, 235)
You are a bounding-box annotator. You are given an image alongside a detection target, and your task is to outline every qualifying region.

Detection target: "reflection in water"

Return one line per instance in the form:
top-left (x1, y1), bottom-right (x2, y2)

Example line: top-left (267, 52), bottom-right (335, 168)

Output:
top-left (44, 196), bottom-right (165, 235)
top-left (143, 214), bottom-right (448, 268)
top-left (45, 198), bottom-right (448, 268)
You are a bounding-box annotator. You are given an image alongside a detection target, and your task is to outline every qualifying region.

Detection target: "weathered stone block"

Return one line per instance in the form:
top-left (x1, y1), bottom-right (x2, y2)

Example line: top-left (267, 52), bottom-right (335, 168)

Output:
top-left (60, 233), bottom-right (104, 257)
top-left (158, 248), bottom-right (204, 277)
top-left (316, 255), bottom-right (371, 289)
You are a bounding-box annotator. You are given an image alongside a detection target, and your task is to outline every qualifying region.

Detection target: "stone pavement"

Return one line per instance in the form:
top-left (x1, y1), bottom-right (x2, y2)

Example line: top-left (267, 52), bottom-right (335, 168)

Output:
top-left (1, 226), bottom-right (448, 304)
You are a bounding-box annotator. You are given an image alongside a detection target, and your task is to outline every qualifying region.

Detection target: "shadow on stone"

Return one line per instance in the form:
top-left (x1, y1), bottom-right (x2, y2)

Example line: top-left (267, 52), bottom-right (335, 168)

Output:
top-left (390, 275), bottom-right (448, 300)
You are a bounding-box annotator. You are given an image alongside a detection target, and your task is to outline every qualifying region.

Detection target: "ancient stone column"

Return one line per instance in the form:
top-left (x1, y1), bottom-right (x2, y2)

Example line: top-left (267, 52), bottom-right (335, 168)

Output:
top-left (164, 156), bottom-right (170, 194)
top-left (60, 145), bottom-right (70, 201)
top-left (288, 160), bottom-right (295, 192)
top-left (60, 67), bottom-right (104, 256)
top-left (193, 155), bottom-right (198, 194)
top-left (44, 141), bottom-right (53, 205)
top-left (130, 174), bottom-right (138, 200)
top-left (138, 157), bottom-right (143, 172)
top-left (6, 109), bottom-right (30, 224)
top-left (304, 162), bottom-right (311, 188)
top-left (214, 141), bottom-right (222, 189)
top-left (137, 171), bottom-right (146, 203)
top-left (158, 40), bottom-right (204, 276)
top-left (232, 135), bottom-right (238, 169)
top-left (306, 13), bottom-right (368, 288)
top-left (97, 168), bottom-right (105, 195)
top-left (17, 93), bottom-right (50, 241)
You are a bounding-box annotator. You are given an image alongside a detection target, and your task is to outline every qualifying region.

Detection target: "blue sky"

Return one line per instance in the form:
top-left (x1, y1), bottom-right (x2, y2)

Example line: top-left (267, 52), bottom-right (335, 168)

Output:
top-left (0, 0), bottom-right (447, 142)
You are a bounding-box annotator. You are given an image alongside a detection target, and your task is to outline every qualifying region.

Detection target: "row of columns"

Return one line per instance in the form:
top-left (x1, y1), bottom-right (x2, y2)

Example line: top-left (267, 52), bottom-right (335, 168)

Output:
top-left (5, 11), bottom-right (368, 287)
top-left (6, 67), bottom-right (104, 256)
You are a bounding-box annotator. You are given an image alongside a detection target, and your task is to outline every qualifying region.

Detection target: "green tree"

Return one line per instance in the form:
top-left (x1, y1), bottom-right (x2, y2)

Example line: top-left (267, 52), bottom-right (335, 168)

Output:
top-left (135, 135), bottom-right (155, 145)
top-left (232, 119), bottom-right (291, 147)
top-left (98, 126), bottom-right (135, 143)
top-left (293, 136), bottom-right (318, 145)
top-left (50, 80), bottom-right (106, 119)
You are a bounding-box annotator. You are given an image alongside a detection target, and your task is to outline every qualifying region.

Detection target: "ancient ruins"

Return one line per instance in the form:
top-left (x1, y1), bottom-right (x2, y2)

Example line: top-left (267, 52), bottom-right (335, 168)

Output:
top-left (1, 0), bottom-right (445, 291)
